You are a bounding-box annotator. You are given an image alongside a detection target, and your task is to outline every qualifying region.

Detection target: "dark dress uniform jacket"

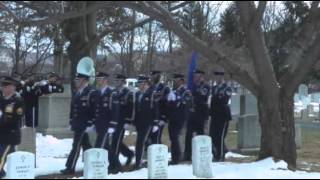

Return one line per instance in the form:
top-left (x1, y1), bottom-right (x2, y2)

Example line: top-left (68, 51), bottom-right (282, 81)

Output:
top-left (0, 94), bottom-right (24, 145)
top-left (69, 86), bottom-right (96, 132)
top-left (135, 87), bottom-right (156, 127)
top-left (153, 83), bottom-right (170, 121)
top-left (210, 83), bottom-right (232, 122)
top-left (94, 87), bottom-right (113, 133)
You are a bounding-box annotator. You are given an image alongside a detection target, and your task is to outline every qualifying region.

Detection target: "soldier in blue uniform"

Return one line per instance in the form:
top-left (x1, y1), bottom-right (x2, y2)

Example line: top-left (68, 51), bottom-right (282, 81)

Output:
top-left (0, 76), bottom-right (24, 178)
top-left (109, 74), bottom-right (135, 173)
top-left (167, 74), bottom-right (193, 165)
top-left (184, 70), bottom-right (211, 161)
top-left (134, 75), bottom-right (158, 170)
top-left (60, 73), bottom-right (97, 175)
top-left (148, 70), bottom-right (170, 145)
top-left (209, 70), bottom-right (232, 162)
top-left (93, 72), bottom-right (113, 150)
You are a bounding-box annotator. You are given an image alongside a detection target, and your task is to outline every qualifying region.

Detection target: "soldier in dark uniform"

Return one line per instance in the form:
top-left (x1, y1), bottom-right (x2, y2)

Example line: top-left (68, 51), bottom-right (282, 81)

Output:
top-left (21, 72), bottom-right (64, 128)
top-left (148, 71), bottom-right (170, 145)
top-left (21, 74), bottom-right (42, 128)
top-left (184, 70), bottom-right (211, 161)
top-left (167, 74), bottom-right (193, 165)
top-left (109, 74), bottom-right (135, 173)
top-left (94, 72), bottom-right (113, 150)
top-left (209, 70), bottom-right (232, 162)
top-left (134, 75), bottom-right (158, 170)
top-left (40, 72), bottom-right (64, 95)
top-left (60, 73), bottom-right (96, 175)
top-left (0, 76), bottom-right (24, 178)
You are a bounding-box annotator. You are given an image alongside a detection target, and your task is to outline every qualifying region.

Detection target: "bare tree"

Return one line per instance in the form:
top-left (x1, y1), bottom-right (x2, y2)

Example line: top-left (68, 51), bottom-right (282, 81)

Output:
top-left (117, 1), bottom-right (320, 168)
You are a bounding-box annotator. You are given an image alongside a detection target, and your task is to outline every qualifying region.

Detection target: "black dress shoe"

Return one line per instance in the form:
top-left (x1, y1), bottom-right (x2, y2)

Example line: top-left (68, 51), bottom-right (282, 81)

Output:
top-left (169, 161), bottom-right (179, 165)
top-left (60, 169), bottom-right (75, 175)
top-left (0, 171), bottom-right (6, 179)
top-left (108, 166), bottom-right (122, 174)
top-left (182, 157), bottom-right (191, 162)
top-left (125, 154), bottom-right (134, 166)
top-left (134, 165), bottom-right (143, 171)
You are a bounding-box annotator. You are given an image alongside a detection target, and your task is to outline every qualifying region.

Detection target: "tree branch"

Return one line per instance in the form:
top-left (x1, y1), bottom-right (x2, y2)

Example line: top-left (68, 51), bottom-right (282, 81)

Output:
top-left (279, 4), bottom-right (320, 92)
top-left (18, 2), bottom-right (113, 27)
top-left (80, 1), bottom-right (192, 54)
top-left (0, 1), bottom-right (20, 21)
top-left (128, 1), bottom-right (259, 95)
top-left (237, 1), bottom-right (278, 96)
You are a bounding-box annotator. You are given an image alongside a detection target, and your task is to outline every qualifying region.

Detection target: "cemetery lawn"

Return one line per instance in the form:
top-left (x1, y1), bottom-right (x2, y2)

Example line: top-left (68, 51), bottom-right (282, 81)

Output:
top-left (34, 121), bottom-right (320, 179)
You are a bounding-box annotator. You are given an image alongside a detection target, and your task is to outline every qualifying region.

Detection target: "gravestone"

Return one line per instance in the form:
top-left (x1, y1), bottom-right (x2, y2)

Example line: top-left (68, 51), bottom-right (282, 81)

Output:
top-left (84, 148), bottom-right (108, 179)
top-left (301, 109), bottom-right (310, 121)
top-left (299, 84), bottom-right (308, 98)
top-left (294, 93), bottom-right (300, 103)
top-left (311, 93), bottom-right (320, 103)
top-left (240, 93), bottom-right (258, 116)
top-left (6, 152), bottom-right (35, 179)
top-left (38, 84), bottom-right (73, 138)
top-left (238, 115), bottom-right (303, 153)
top-left (237, 114), bottom-right (261, 154)
top-left (192, 136), bottom-right (213, 178)
top-left (231, 94), bottom-right (240, 118)
top-left (18, 128), bottom-right (36, 155)
top-left (148, 144), bottom-right (168, 179)
top-left (295, 124), bottom-right (302, 149)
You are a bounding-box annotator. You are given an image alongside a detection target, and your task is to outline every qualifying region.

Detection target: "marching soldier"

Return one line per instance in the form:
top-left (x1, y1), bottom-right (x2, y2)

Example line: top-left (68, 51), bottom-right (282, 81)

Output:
top-left (209, 70), bottom-right (232, 162)
top-left (60, 72), bottom-right (96, 175)
top-left (94, 72), bottom-right (113, 150)
top-left (109, 74), bottom-right (134, 173)
top-left (148, 70), bottom-right (170, 145)
top-left (184, 70), bottom-right (211, 161)
top-left (134, 75), bottom-right (158, 170)
top-left (0, 76), bottom-right (24, 178)
top-left (167, 74), bottom-right (192, 165)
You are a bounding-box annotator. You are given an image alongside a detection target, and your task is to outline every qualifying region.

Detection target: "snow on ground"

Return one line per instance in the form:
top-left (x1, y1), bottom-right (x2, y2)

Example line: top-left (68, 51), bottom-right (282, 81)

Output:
top-left (105, 159), bottom-right (320, 179)
top-left (36, 134), bottom-right (320, 179)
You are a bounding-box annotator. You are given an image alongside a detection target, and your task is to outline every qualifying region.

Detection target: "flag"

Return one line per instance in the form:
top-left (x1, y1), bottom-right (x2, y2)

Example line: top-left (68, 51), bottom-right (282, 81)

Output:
top-left (187, 52), bottom-right (198, 91)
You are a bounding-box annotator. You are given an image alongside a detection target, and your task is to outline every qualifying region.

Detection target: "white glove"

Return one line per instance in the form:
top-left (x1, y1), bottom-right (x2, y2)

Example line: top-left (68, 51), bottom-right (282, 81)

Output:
top-left (167, 91), bottom-right (176, 102)
top-left (159, 120), bottom-right (166, 126)
top-left (85, 125), bottom-right (96, 133)
top-left (108, 128), bottom-right (115, 134)
top-left (152, 126), bottom-right (159, 133)
top-left (40, 80), bottom-right (49, 86)
top-left (124, 124), bottom-right (130, 130)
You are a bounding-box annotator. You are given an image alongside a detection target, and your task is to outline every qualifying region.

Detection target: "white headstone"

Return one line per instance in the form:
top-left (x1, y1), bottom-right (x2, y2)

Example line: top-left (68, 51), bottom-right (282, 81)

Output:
top-left (84, 148), bottom-right (108, 179)
top-left (231, 94), bottom-right (240, 116)
top-left (148, 144), bottom-right (168, 179)
top-left (192, 136), bottom-right (213, 178)
top-left (311, 93), bottom-right (320, 103)
top-left (299, 84), bottom-right (308, 98)
top-left (7, 152), bottom-right (35, 179)
top-left (294, 94), bottom-right (300, 103)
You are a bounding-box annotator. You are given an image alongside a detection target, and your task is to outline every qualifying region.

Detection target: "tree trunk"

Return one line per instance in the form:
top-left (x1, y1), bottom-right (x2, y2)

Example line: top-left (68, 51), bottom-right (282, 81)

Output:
top-left (14, 26), bottom-right (22, 74)
top-left (127, 10), bottom-right (136, 77)
top-left (258, 90), bottom-right (297, 169)
top-left (63, 1), bottom-right (97, 92)
top-left (53, 26), bottom-right (64, 75)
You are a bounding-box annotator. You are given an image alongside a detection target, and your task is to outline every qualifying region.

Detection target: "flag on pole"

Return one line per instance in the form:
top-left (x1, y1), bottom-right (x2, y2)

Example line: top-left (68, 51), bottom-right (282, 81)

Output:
top-left (187, 52), bottom-right (198, 91)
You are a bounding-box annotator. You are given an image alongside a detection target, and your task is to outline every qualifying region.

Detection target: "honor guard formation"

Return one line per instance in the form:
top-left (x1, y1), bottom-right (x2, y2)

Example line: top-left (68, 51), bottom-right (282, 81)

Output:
top-left (0, 56), bottom-right (233, 177)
